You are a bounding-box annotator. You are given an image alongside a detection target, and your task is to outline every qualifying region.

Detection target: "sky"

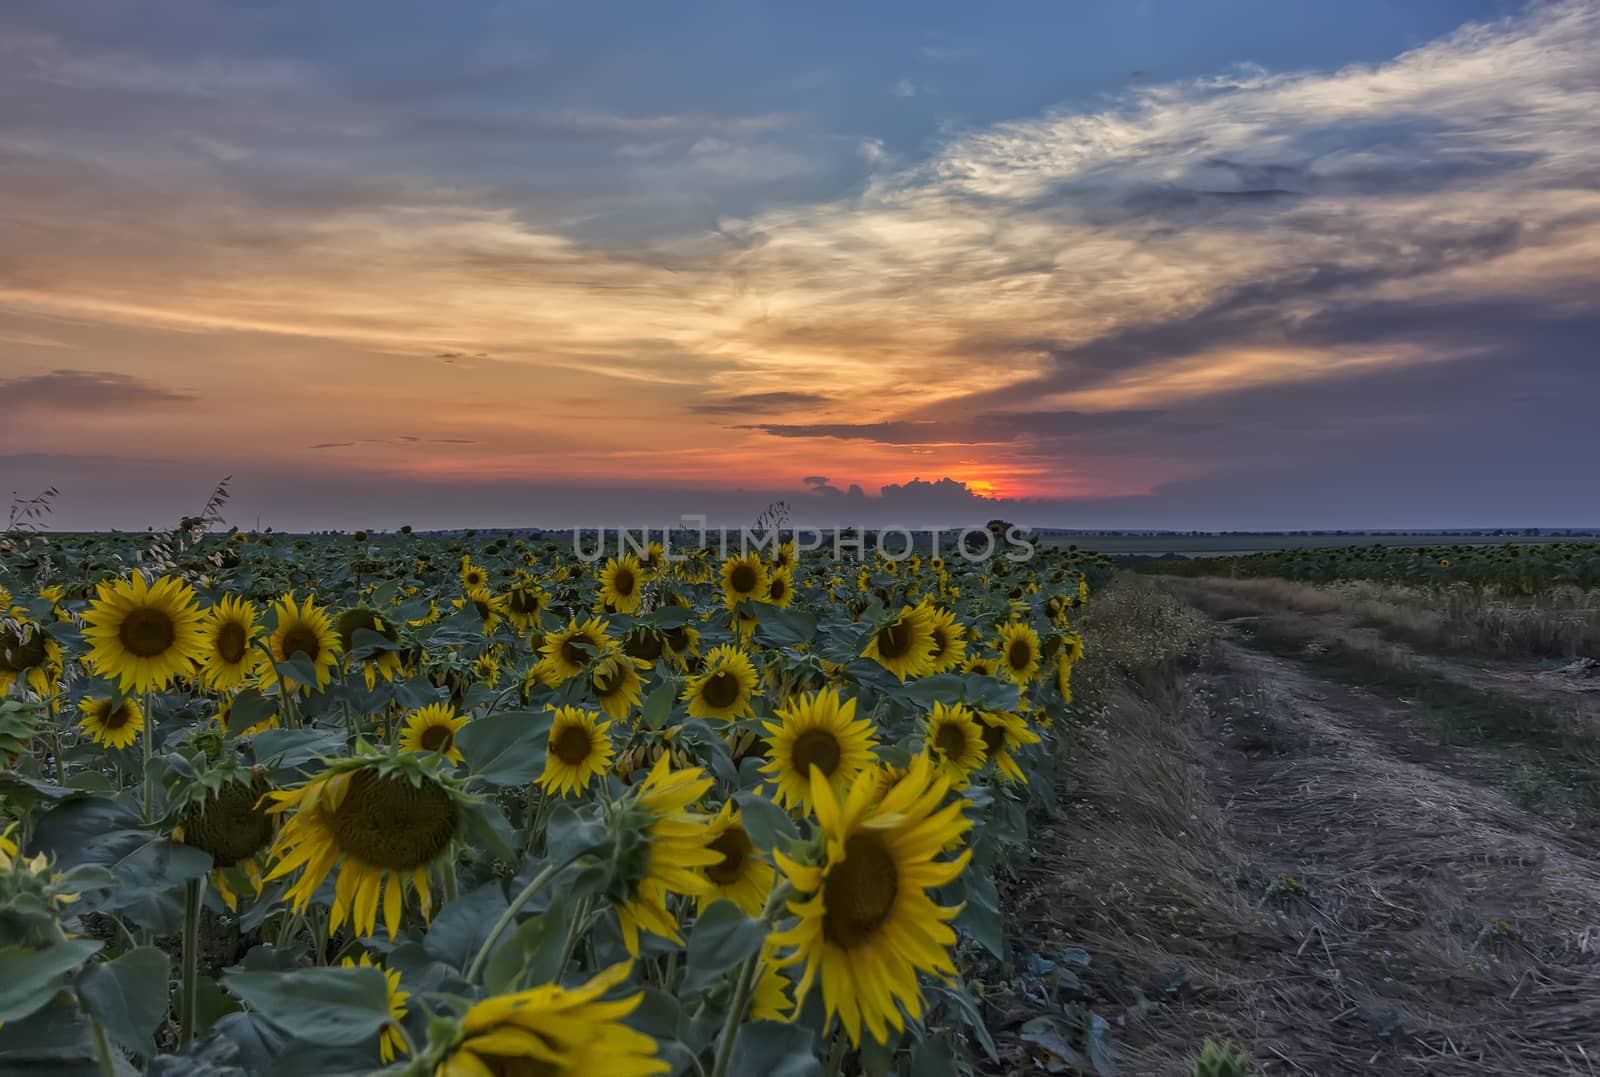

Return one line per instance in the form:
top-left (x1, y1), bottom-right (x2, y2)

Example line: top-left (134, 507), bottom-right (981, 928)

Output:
top-left (2, 0), bottom-right (1598, 531)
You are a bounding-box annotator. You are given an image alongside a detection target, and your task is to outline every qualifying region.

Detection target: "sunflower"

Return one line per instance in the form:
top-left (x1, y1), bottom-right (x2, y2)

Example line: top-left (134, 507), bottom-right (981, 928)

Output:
top-left (1057, 631), bottom-right (1085, 664)
top-left (661, 622), bottom-right (701, 669)
top-left (923, 602), bottom-right (968, 674)
top-left (538, 616), bottom-right (613, 684)
top-left (0, 616), bottom-right (62, 697)
top-left (434, 962), bottom-right (665, 1077)
top-left (541, 706), bottom-right (615, 798)
top-left (473, 651), bottom-right (502, 688)
top-left (398, 703), bottom-right (468, 765)
top-left (697, 800), bottom-right (774, 917)
top-left (81, 573), bottom-right (208, 693)
top-left (459, 557), bottom-right (490, 592)
top-left (76, 695), bottom-right (144, 750)
top-left (589, 652), bottom-right (644, 720)
top-left (456, 587), bottom-right (507, 635)
top-left (336, 607), bottom-right (404, 690)
top-left (861, 604), bottom-right (937, 681)
top-left (342, 953), bottom-right (409, 1063)
top-left (1054, 655), bottom-right (1074, 703)
top-left (720, 553), bottom-right (768, 611)
top-left (260, 593), bottom-right (342, 694)
top-left (681, 644), bottom-right (759, 721)
top-left (612, 755), bottom-right (719, 955)
top-left (621, 626), bottom-right (666, 668)
top-left (764, 566), bottom-right (796, 608)
top-left (505, 584), bottom-right (549, 633)
top-left (923, 701), bottom-right (986, 788)
top-left (200, 595), bottom-right (262, 691)
top-left (995, 621), bottom-right (1041, 686)
top-left (760, 687), bottom-right (878, 812)
top-left (750, 957), bottom-right (791, 1022)
top-left (215, 698), bottom-right (278, 738)
top-left (264, 755), bottom-right (463, 939)
top-left (598, 555), bottom-right (646, 615)
top-left (767, 753), bottom-right (971, 1047)
top-left (977, 710), bottom-right (1041, 784)
top-left (963, 655), bottom-right (997, 678)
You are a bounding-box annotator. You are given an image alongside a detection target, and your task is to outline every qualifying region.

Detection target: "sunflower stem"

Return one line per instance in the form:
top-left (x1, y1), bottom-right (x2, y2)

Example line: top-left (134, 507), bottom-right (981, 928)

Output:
top-left (90, 1015), bottom-right (119, 1077)
top-left (440, 855), bottom-right (459, 906)
top-left (555, 895), bottom-right (591, 977)
top-left (464, 859), bottom-right (564, 984)
top-left (140, 691), bottom-right (154, 822)
top-left (823, 1026), bottom-right (849, 1076)
top-left (180, 874), bottom-right (205, 1046)
top-left (708, 881), bottom-right (791, 1077)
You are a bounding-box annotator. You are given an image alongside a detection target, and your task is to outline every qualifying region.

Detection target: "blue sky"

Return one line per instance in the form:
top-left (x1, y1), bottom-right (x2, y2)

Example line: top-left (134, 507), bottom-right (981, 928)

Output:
top-left (2, 0), bottom-right (1596, 530)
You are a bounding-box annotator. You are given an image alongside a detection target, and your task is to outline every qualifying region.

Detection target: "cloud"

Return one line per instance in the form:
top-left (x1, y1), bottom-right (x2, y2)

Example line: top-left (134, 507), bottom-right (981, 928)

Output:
top-left (1, 369), bottom-right (195, 410)
top-left (751, 409), bottom-right (1165, 444)
top-left (690, 391), bottom-right (834, 416)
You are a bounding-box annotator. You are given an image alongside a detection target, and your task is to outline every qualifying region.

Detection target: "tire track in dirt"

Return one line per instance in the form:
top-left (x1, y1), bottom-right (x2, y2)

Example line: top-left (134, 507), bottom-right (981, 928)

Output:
top-left (1199, 631), bottom-right (1600, 1073)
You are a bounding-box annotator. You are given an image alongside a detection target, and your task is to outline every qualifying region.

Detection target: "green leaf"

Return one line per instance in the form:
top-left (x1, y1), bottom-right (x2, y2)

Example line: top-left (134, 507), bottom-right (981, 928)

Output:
top-left (0, 940), bottom-right (103, 1023)
top-left (348, 628), bottom-right (395, 661)
top-left (224, 689), bottom-right (275, 735)
top-left (732, 790), bottom-right (797, 849)
top-left (726, 1021), bottom-right (822, 1077)
top-left (483, 892), bottom-right (569, 994)
top-left (76, 946), bottom-right (170, 1054)
top-left (424, 884), bottom-right (509, 971)
top-left (687, 900), bottom-right (766, 976)
top-left (955, 872), bottom-right (1005, 959)
top-left (456, 710), bottom-right (552, 787)
top-left (926, 983), bottom-right (998, 1062)
top-left (100, 838), bottom-right (214, 912)
top-left (753, 607), bottom-right (818, 648)
top-left (644, 605), bottom-right (697, 629)
top-left (249, 728), bottom-right (343, 771)
top-left (221, 966), bottom-right (394, 1046)
top-left (641, 680), bottom-right (676, 730)
top-left (544, 803), bottom-right (610, 866)
top-left (273, 654), bottom-right (322, 690)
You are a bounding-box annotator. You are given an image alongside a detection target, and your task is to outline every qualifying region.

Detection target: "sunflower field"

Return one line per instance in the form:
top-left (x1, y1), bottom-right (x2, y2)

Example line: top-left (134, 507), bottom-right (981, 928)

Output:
top-left (0, 523), bottom-right (1112, 1076)
top-left (1136, 540), bottom-right (1600, 593)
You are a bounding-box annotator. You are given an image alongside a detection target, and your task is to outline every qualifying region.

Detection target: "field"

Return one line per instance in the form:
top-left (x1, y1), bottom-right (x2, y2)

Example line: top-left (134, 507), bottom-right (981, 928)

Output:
top-left (5, 517), bottom-right (1599, 1076)
top-left (1038, 531), bottom-right (1599, 558)
top-left (0, 520), bottom-right (1121, 1076)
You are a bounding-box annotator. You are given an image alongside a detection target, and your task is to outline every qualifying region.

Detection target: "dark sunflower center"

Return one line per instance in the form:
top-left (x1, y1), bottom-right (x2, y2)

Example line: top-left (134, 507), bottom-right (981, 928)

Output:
top-left (119, 608), bottom-right (176, 658)
top-left (612, 568), bottom-right (636, 596)
top-left (508, 589), bottom-right (541, 615)
top-left (182, 780), bottom-right (273, 866)
top-left (700, 671), bottom-right (743, 710)
top-left (980, 721), bottom-right (1005, 756)
top-left (473, 599), bottom-right (494, 621)
top-left (875, 619), bottom-right (913, 660)
top-left (281, 625), bottom-right (322, 662)
top-left (769, 578), bottom-right (787, 602)
top-left (561, 636), bottom-right (593, 668)
top-left (624, 630), bottom-right (663, 661)
top-left (929, 626), bottom-right (950, 661)
top-left (419, 724), bottom-right (454, 753)
top-left (0, 626), bottom-right (47, 671)
top-left (729, 564), bottom-right (758, 594)
top-left (822, 832), bottom-right (899, 948)
top-left (102, 702), bottom-right (135, 731)
top-left (466, 571), bottom-right (485, 587)
top-left (216, 621), bottom-right (249, 664)
top-left (1007, 640), bottom-right (1032, 670)
top-left (328, 770), bottom-right (457, 870)
top-left (665, 627), bottom-right (690, 652)
top-left (593, 665), bottom-right (620, 694)
top-left (552, 724), bottom-right (593, 766)
top-left (480, 1054), bottom-right (558, 1077)
top-left (705, 825), bottom-right (754, 886)
top-left (934, 722), bottom-right (968, 758)
top-left (790, 729), bottom-right (842, 780)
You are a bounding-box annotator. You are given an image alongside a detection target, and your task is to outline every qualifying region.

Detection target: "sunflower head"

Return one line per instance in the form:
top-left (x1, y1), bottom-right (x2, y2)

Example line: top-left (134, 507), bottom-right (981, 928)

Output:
top-left (77, 694), bottom-right (145, 751)
top-left (0, 616), bottom-right (63, 698)
top-left (80, 573), bottom-right (208, 693)
top-left (924, 701), bottom-right (987, 788)
top-left (760, 687), bottom-right (879, 812)
top-left (398, 702), bottom-right (468, 764)
top-left (681, 644), bottom-right (759, 721)
top-left (606, 754), bottom-right (719, 954)
top-left (541, 705), bottom-right (615, 798)
top-left (263, 592), bottom-right (343, 694)
top-left (995, 621), bottom-right (1041, 686)
top-left (861, 604), bottom-right (937, 681)
top-left (698, 800), bottom-right (775, 917)
top-left (720, 554), bottom-right (769, 611)
top-left (590, 652), bottom-right (647, 720)
top-left (174, 765), bottom-right (275, 867)
top-left (599, 554), bottom-right (646, 614)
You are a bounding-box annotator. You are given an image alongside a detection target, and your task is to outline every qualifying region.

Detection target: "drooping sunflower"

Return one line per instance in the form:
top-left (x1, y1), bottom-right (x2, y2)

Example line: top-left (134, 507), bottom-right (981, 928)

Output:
top-left (697, 800), bottom-right (774, 917)
top-left (767, 753), bottom-right (971, 1047)
top-left (541, 706), bottom-right (615, 798)
top-left (923, 701), bottom-right (987, 788)
top-left (505, 584), bottom-right (549, 633)
top-left (760, 687), bottom-right (878, 812)
top-left (681, 644), bottom-right (759, 721)
top-left (81, 573), bottom-right (208, 693)
top-left (995, 621), bottom-right (1041, 686)
top-left (764, 566), bottom-right (796, 609)
top-left (398, 703), bottom-right (468, 765)
top-left (598, 555), bottom-right (646, 615)
top-left (342, 953), bottom-right (409, 1064)
top-left (923, 602), bottom-right (968, 674)
top-left (977, 710), bottom-right (1042, 784)
top-left (199, 595), bottom-right (262, 691)
top-left (264, 754), bottom-right (463, 939)
top-left (456, 587), bottom-right (508, 635)
top-left (336, 607), bottom-right (404, 690)
top-left (76, 695), bottom-right (144, 750)
top-left (720, 553), bottom-right (768, 611)
top-left (538, 616), bottom-right (614, 684)
top-left (611, 754), bottom-right (719, 956)
top-left (621, 626), bottom-right (666, 669)
top-left (591, 652), bottom-right (647, 720)
top-left (172, 765), bottom-right (276, 909)
top-left (660, 622), bottom-right (701, 669)
top-left (260, 592), bottom-right (343, 694)
top-left (0, 616), bottom-right (62, 697)
top-left (434, 962), bottom-right (665, 1077)
top-left (860, 604), bottom-right (937, 681)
